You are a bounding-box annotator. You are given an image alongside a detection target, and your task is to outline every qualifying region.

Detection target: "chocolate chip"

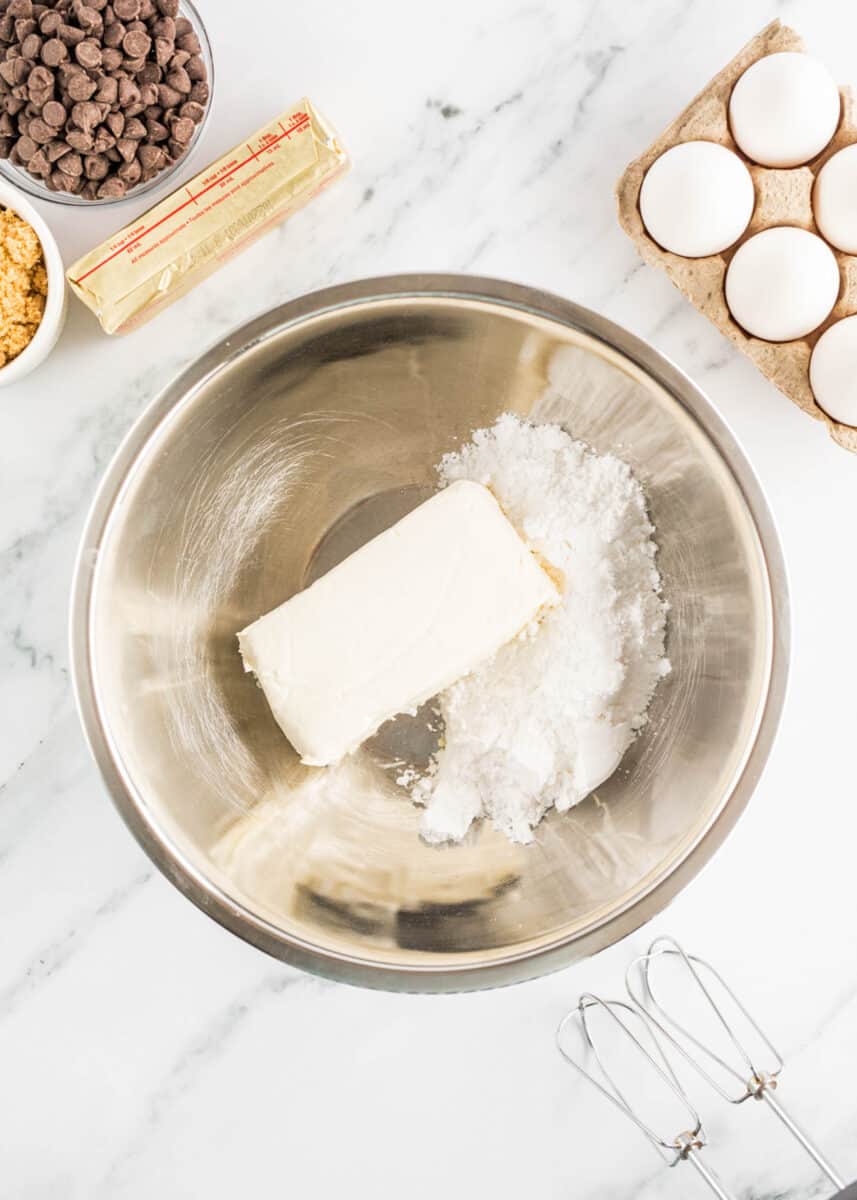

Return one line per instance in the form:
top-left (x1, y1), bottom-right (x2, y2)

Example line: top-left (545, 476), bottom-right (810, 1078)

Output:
top-left (27, 144), bottom-right (48, 172)
top-left (120, 27), bottom-right (148, 58)
top-left (96, 174), bottom-right (125, 197)
top-left (137, 138), bottom-right (160, 170)
top-left (57, 22), bottom-right (85, 45)
top-left (155, 80), bottom-right (179, 107)
top-left (0, 55), bottom-right (29, 83)
top-left (155, 0), bottom-right (177, 14)
top-left (42, 98), bottom-right (66, 125)
top-left (138, 0), bottom-right (154, 16)
top-left (20, 31), bottom-right (41, 58)
top-left (112, 0), bottom-right (139, 16)
top-left (75, 4), bottom-right (102, 31)
top-left (12, 130), bottom-right (35, 158)
top-left (56, 60), bottom-right (79, 84)
top-left (83, 149), bottom-right (108, 176)
top-left (123, 114), bottom-right (143, 139)
top-left (115, 75), bottom-right (135, 104)
top-left (185, 53), bottom-right (204, 82)
top-left (121, 54), bottom-right (145, 73)
top-left (5, 95), bottom-right (25, 113)
top-left (7, 0), bottom-right (34, 18)
top-left (164, 64), bottom-right (188, 94)
top-left (66, 70), bottom-right (96, 99)
top-left (27, 114), bottom-right (52, 141)
top-left (38, 10), bottom-right (61, 34)
top-left (0, 15), bottom-right (14, 42)
top-left (91, 124), bottom-right (113, 151)
top-left (74, 38), bottom-right (101, 68)
top-left (175, 30), bottom-right (199, 55)
top-left (152, 34), bottom-right (170, 66)
top-left (168, 112), bottom-right (192, 143)
top-left (116, 153), bottom-right (139, 183)
top-left (56, 147), bottom-right (82, 174)
top-left (136, 59), bottom-right (159, 83)
top-left (45, 138), bottom-right (69, 160)
top-left (104, 144), bottom-right (118, 160)
top-left (177, 99), bottom-right (201, 124)
top-left (40, 36), bottom-right (66, 64)
top-left (65, 126), bottom-right (92, 149)
top-left (70, 98), bottom-right (101, 131)
top-left (80, 177), bottom-right (98, 198)
top-left (102, 19), bottom-right (124, 47)
top-left (0, 134), bottom-right (12, 156)
top-left (26, 60), bottom-right (51, 88)
top-left (0, 110), bottom-right (13, 134)
top-left (105, 108), bottom-right (122, 136)
top-left (148, 14), bottom-right (171, 40)
top-left (116, 134), bottom-right (137, 160)
top-left (137, 79), bottom-right (155, 104)
top-left (188, 78), bottom-right (207, 106)
top-left (100, 45), bottom-right (120, 69)
top-left (94, 71), bottom-right (116, 102)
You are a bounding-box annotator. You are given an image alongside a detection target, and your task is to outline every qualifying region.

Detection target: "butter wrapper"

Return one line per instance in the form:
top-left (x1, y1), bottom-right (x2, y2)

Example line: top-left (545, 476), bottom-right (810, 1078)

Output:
top-left (67, 99), bottom-right (348, 334)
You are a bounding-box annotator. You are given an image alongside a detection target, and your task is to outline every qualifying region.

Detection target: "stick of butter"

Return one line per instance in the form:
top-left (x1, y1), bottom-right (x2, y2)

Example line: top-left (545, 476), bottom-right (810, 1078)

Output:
top-left (238, 480), bottom-right (558, 767)
top-left (66, 99), bottom-right (348, 334)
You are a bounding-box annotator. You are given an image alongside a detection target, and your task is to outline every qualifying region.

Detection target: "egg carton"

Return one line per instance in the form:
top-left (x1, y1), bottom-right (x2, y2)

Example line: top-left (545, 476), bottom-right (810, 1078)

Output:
top-left (617, 20), bottom-right (857, 455)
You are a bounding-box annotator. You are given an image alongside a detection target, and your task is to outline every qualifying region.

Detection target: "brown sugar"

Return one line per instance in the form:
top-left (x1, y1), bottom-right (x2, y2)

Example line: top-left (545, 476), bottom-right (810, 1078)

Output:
top-left (0, 207), bottom-right (47, 368)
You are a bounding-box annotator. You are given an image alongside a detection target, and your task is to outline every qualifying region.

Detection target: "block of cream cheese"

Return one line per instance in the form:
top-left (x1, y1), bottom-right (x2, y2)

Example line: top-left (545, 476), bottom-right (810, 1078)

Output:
top-left (238, 480), bottom-right (558, 766)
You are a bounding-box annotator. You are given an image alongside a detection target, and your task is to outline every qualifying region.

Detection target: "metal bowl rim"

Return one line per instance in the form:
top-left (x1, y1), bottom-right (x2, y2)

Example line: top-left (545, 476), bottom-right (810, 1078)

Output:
top-left (69, 273), bottom-right (791, 992)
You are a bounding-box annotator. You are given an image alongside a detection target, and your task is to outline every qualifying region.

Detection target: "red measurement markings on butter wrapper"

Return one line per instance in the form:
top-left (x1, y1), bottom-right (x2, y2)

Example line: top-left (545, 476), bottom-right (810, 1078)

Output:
top-left (65, 100), bottom-right (348, 333)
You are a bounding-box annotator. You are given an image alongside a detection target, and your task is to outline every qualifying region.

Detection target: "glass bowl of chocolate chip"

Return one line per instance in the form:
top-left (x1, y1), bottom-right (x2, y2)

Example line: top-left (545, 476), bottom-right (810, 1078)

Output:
top-left (0, 0), bottom-right (213, 204)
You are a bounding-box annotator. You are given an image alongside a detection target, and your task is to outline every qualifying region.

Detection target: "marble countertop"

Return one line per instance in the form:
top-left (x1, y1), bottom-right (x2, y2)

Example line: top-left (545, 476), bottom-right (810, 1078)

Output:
top-left (3, 1), bottom-right (857, 1195)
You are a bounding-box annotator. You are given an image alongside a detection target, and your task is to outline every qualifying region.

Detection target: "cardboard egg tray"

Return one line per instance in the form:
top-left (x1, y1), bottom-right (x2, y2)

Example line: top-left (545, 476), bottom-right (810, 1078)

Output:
top-left (617, 20), bottom-right (857, 454)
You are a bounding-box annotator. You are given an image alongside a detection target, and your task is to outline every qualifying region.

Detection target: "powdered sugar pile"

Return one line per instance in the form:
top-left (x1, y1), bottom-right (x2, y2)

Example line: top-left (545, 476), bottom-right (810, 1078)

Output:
top-left (406, 414), bottom-right (670, 846)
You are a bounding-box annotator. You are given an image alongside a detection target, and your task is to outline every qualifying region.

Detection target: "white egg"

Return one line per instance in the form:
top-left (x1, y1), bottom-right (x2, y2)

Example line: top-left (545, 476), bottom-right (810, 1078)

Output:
top-left (810, 315), bottom-right (857, 426)
top-left (639, 141), bottom-right (755, 258)
top-left (814, 144), bottom-right (857, 253)
top-left (725, 227), bottom-right (840, 342)
top-left (729, 52), bottom-right (840, 167)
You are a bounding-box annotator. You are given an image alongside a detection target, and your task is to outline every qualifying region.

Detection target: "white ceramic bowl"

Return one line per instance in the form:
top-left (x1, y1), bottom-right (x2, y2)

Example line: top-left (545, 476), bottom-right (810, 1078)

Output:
top-left (0, 181), bottom-right (67, 387)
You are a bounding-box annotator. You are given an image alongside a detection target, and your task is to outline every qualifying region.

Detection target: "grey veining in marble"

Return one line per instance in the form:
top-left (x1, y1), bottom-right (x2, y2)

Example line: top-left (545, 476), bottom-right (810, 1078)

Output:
top-left (2, 1), bottom-right (856, 1196)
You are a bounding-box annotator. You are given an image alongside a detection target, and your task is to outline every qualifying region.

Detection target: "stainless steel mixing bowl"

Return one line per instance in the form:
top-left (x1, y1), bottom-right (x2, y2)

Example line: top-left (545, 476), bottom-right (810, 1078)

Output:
top-left (71, 275), bottom-right (789, 991)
